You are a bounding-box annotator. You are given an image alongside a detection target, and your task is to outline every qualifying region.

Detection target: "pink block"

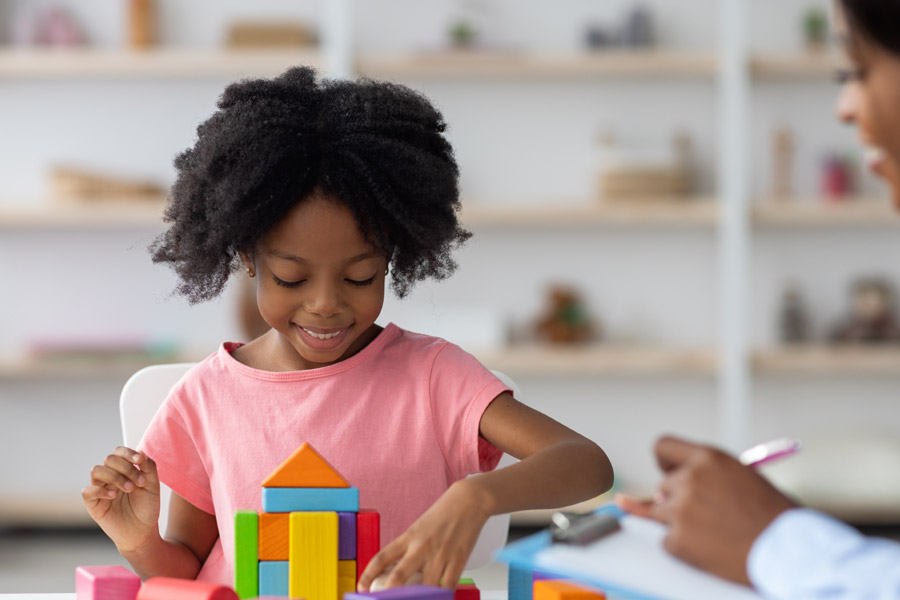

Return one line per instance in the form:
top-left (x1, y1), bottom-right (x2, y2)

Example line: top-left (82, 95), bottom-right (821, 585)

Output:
top-left (76, 566), bottom-right (141, 600)
top-left (136, 577), bottom-right (238, 600)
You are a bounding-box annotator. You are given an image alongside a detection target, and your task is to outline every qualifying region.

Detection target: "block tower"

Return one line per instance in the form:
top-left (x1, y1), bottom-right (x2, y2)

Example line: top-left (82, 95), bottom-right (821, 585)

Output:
top-left (234, 442), bottom-right (381, 600)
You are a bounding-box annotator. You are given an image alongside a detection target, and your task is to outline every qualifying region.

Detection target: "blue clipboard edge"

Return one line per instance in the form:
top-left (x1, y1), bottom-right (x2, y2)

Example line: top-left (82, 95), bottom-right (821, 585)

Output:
top-left (496, 504), bottom-right (667, 600)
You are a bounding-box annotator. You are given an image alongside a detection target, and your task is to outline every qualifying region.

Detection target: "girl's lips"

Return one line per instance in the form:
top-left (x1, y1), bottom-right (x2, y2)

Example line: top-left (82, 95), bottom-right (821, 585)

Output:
top-left (865, 146), bottom-right (887, 174)
top-left (295, 324), bottom-right (351, 351)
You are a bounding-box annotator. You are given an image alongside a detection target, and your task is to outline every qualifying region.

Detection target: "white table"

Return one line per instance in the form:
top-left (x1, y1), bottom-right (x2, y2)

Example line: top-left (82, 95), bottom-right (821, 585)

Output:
top-left (1, 592), bottom-right (507, 600)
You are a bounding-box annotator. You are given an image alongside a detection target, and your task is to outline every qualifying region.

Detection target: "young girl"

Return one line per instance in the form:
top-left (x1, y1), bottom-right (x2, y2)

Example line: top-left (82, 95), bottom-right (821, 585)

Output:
top-left (82, 66), bottom-right (614, 590)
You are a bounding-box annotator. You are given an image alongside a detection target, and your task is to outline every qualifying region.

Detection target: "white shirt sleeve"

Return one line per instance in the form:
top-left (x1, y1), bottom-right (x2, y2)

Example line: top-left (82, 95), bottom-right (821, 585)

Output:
top-left (748, 507), bottom-right (900, 600)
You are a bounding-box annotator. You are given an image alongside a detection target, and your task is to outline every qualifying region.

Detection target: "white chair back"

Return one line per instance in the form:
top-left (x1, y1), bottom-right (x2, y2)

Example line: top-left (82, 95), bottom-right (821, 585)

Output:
top-left (119, 363), bottom-right (517, 570)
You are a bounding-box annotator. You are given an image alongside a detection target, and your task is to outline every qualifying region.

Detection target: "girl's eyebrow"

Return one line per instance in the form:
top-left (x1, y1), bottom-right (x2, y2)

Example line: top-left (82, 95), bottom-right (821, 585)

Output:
top-left (267, 249), bottom-right (381, 264)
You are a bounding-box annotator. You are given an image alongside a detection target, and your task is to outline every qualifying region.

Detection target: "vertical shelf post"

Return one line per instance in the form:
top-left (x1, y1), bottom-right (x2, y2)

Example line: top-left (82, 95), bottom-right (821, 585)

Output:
top-left (321, 0), bottom-right (353, 78)
top-left (717, 0), bottom-right (751, 452)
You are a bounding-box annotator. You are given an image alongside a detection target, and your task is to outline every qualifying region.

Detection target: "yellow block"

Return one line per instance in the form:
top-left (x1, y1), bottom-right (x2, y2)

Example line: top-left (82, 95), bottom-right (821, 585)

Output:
top-left (289, 511), bottom-right (338, 600)
top-left (533, 580), bottom-right (606, 600)
top-left (338, 560), bottom-right (356, 598)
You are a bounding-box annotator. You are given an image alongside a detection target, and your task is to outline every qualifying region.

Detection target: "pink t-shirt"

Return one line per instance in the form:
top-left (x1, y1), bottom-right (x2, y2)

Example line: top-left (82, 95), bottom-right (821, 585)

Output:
top-left (138, 323), bottom-right (508, 585)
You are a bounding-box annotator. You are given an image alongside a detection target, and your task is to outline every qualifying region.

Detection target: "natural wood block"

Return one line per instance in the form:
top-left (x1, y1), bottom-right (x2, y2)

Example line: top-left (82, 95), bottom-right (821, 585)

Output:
top-left (356, 509), bottom-right (380, 581)
top-left (75, 565), bottom-right (141, 600)
top-left (258, 512), bottom-right (290, 560)
top-left (261, 442), bottom-right (350, 488)
top-left (233, 510), bottom-right (259, 599)
top-left (339, 560), bottom-right (357, 598)
top-left (288, 511), bottom-right (338, 600)
top-left (533, 580), bottom-right (606, 600)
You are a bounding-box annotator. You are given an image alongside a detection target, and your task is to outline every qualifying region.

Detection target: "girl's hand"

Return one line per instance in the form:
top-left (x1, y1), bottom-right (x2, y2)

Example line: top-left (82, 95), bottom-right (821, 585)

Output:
top-left (358, 480), bottom-right (490, 592)
top-left (82, 447), bottom-right (161, 553)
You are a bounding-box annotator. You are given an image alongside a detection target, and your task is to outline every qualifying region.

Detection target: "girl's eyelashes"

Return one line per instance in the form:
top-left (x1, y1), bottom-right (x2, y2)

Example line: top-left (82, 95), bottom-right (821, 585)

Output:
top-left (273, 275), bottom-right (303, 288)
top-left (835, 66), bottom-right (866, 84)
top-left (346, 275), bottom-right (376, 287)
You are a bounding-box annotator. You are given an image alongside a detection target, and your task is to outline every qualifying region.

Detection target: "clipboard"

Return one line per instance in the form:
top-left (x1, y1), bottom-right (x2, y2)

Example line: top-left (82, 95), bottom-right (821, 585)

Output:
top-left (497, 505), bottom-right (764, 600)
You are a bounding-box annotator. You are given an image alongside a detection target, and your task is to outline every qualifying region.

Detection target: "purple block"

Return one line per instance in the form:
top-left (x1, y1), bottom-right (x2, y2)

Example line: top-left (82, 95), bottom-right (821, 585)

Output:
top-left (339, 511), bottom-right (357, 560)
top-left (345, 584), bottom-right (453, 600)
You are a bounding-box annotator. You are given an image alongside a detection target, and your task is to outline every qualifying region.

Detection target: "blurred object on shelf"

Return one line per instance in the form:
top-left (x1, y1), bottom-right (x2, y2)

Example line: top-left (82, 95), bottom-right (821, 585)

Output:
top-left (771, 128), bottom-right (794, 200)
top-left (127, 0), bottom-right (155, 50)
top-left (595, 131), bottom-right (692, 201)
top-left (830, 277), bottom-right (900, 344)
top-left (583, 5), bottom-right (656, 50)
top-left (762, 430), bottom-right (900, 523)
top-left (238, 276), bottom-right (270, 342)
top-left (226, 22), bottom-right (318, 48)
top-left (802, 6), bottom-right (828, 52)
top-left (622, 5), bottom-right (654, 48)
top-left (27, 336), bottom-right (178, 365)
top-left (447, 0), bottom-right (494, 49)
top-left (449, 20), bottom-right (478, 48)
top-left (820, 152), bottom-right (856, 201)
top-left (12, 5), bottom-right (86, 47)
top-left (535, 285), bottom-right (597, 345)
top-left (778, 281), bottom-right (811, 344)
top-left (49, 165), bottom-right (166, 204)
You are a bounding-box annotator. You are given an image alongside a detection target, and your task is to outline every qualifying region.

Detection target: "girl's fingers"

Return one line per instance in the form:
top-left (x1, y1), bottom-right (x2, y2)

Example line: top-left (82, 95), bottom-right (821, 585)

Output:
top-left (81, 484), bottom-right (117, 502)
top-left (385, 554), bottom-right (423, 590)
top-left (103, 455), bottom-right (148, 487)
top-left (358, 544), bottom-right (404, 591)
top-left (421, 554), bottom-right (444, 587)
top-left (439, 556), bottom-right (466, 590)
top-left (89, 464), bottom-right (138, 493)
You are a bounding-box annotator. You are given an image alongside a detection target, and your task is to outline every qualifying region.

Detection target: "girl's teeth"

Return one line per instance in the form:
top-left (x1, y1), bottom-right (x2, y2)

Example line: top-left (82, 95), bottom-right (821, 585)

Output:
top-left (303, 328), bottom-right (341, 340)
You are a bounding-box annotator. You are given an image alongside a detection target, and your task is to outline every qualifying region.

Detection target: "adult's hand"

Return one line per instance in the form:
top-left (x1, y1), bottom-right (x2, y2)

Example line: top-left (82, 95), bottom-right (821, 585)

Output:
top-left (617, 435), bottom-right (797, 585)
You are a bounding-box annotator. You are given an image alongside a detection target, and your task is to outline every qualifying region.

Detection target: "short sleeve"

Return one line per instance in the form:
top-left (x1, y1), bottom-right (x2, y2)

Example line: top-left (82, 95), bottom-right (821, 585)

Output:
top-left (138, 382), bottom-right (215, 515)
top-left (428, 343), bottom-right (511, 479)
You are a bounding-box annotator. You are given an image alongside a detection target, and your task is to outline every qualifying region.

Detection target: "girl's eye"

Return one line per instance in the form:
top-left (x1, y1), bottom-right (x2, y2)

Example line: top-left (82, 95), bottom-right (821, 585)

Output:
top-left (346, 275), bottom-right (376, 287)
top-left (273, 276), bottom-right (304, 288)
top-left (835, 67), bottom-right (865, 84)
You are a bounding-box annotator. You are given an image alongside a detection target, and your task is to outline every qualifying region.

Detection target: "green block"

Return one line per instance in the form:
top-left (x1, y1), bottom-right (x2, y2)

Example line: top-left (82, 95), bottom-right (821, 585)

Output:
top-left (234, 510), bottom-right (259, 599)
top-left (459, 578), bottom-right (475, 585)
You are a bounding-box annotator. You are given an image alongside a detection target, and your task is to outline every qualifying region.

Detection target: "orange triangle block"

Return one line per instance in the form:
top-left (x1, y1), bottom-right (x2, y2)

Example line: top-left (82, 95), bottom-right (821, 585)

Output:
top-left (261, 442), bottom-right (350, 488)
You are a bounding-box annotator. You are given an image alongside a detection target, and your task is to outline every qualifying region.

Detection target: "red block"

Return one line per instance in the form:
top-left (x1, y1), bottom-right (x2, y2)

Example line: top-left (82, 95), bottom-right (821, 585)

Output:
top-left (75, 565), bottom-right (141, 600)
top-left (356, 509), bottom-right (381, 581)
top-left (455, 584), bottom-right (480, 600)
top-left (136, 577), bottom-right (238, 600)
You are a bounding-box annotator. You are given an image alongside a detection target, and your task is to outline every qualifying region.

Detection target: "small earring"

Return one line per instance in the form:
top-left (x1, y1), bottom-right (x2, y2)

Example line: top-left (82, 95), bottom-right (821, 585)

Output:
top-left (247, 268), bottom-right (255, 278)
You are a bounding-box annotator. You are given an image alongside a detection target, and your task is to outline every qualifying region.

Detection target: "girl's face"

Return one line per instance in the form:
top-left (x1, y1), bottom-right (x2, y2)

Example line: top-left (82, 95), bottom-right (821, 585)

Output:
top-left (246, 192), bottom-right (388, 370)
top-left (834, 3), bottom-right (900, 205)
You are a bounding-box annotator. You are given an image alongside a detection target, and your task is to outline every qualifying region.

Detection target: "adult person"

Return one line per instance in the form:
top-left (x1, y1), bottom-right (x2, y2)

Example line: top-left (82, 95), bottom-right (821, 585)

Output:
top-left (618, 1), bottom-right (900, 598)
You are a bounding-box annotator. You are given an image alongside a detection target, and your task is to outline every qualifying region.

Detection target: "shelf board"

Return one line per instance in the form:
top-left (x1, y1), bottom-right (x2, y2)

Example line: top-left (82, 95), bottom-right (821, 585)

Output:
top-left (0, 199), bottom-right (167, 227)
top-left (358, 50), bottom-right (716, 79)
top-left (461, 198), bottom-right (718, 227)
top-left (0, 495), bottom-right (95, 527)
top-left (753, 199), bottom-right (900, 227)
top-left (754, 346), bottom-right (900, 375)
top-left (751, 52), bottom-right (844, 79)
top-left (477, 345), bottom-right (717, 376)
top-left (0, 47), bottom-right (321, 79)
top-left (0, 354), bottom-right (192, 380)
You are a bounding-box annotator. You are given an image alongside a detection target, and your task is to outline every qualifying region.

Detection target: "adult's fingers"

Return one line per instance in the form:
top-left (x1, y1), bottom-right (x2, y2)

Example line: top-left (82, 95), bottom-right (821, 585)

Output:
top-left (654, 435), bottom-right (704, 473)
top-left (614, 493), bottom-right (656, 520)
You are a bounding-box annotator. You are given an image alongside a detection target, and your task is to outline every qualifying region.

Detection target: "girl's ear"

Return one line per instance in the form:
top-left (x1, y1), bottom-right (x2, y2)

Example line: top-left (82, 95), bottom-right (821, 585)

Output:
top-left (239, 252), bottom-right (255, 276)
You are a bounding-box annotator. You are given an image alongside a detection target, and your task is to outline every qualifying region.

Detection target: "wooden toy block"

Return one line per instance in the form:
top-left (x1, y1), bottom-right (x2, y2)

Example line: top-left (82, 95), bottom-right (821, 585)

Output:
top-left (75, 565), bottom-right (141, 600)
top-left (262, 486), bottom-right (359, 513)
top-left (259, 512), bottom-right (290, 560)
top-left (261, 441), bottom-right (350, 488)
top-left (508, 565), bottom-right (533, 600)
top-left (234, 510), bottom-right (259, 599)
top-left (533, 580), bottom-right (605, 600)
top-left (356, 509), bottom-right (380, 581)
top-left (454, 584), bottom-right (479, 600)
top-left (258, 561), bottom-right (289, 597)
top-left (339, 560), bottom-right (357, 598)
top-left (344, 584), bottom-right (452, 600)
top-left (338, 511), bottom-right (357, 559)
top-left (457, 579), bottom-right (474, 586)
top-left (136, 577), bottom-right (238, 600)
top-left (288, 511), bottom-right (338, 600)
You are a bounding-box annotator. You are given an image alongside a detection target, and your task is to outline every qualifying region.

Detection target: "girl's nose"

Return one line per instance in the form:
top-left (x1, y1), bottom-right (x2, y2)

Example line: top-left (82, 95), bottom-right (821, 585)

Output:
top-left (835, 80), bottom-right (860, 125)
top-left (305, 281), bottom-right (342, 317)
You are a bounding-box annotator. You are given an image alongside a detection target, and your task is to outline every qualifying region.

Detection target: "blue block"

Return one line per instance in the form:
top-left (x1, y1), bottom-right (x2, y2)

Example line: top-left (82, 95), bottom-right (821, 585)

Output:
top-left (508, 564), bottom-right (533, 600)
top-left (259, 560), bottom-right (289, 597)
top-left (262, 486), bottom-right (360, 513)
top-left (345, 584), bottom-right (452, 600)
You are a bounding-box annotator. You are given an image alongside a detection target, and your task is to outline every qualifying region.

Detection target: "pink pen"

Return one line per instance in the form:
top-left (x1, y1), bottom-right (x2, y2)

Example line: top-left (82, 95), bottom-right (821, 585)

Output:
top-left (739, 437), bottom-right (802, 468)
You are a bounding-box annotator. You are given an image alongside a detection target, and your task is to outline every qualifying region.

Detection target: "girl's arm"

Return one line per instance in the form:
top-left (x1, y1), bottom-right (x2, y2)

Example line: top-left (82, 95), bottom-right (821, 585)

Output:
top-left (359, 392), bottom-right (613, 591)
top-left (83, 447), bottom-right (219, 580)
top-left (121, 492), bottom-right (220, 580)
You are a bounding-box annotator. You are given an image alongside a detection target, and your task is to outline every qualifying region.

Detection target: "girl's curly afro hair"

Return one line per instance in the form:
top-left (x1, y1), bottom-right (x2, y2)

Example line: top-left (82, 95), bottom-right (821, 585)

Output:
top-left (150, 66), bottom-right (470, 304)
